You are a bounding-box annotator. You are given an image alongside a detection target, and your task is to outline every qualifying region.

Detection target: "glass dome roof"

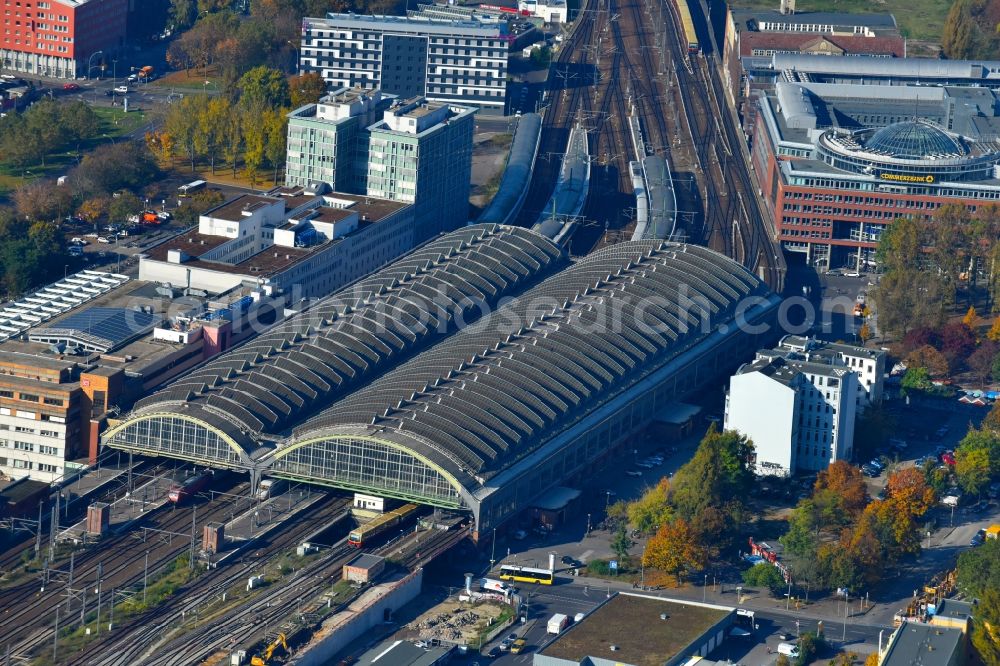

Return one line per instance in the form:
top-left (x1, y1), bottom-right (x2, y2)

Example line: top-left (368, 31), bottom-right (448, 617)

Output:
top-left (864, 121), bottom-right (964, 160)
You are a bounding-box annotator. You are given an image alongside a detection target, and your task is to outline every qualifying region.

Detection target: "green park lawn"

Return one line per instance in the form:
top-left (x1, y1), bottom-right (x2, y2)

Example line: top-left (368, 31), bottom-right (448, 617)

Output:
top-left (0, 107), bottom-right (147, 198)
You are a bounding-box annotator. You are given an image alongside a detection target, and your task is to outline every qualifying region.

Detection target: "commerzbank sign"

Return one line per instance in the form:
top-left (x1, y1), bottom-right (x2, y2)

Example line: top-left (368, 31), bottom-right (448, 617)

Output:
top-left (877, 171), bottom-right (935, 184)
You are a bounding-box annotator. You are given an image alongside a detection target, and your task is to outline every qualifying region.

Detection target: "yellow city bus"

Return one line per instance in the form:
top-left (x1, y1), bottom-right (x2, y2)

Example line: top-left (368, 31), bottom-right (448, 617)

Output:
top-left (498, 565), bottom-right (554, 585)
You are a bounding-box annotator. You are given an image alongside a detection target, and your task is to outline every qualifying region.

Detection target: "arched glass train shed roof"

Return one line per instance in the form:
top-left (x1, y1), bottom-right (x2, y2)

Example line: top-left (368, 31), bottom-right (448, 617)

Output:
top-left (284, 241), bottom-right (767, 489)
top-left (104, 224), bottom-right (564, 466)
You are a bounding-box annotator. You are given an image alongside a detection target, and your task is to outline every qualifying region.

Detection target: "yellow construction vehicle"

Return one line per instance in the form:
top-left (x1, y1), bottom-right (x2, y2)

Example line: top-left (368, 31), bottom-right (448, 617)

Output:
top-left (250, 633), bottom-right (288, 666)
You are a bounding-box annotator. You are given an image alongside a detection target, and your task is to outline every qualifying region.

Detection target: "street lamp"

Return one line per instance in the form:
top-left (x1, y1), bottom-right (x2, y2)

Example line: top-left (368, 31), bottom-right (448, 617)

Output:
top-left (86, 50), bottom-right (103, 81)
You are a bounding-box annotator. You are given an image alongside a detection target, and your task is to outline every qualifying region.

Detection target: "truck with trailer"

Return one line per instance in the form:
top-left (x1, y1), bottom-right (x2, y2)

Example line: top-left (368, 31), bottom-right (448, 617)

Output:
top-left (547, 613), bottom-right (568, 634)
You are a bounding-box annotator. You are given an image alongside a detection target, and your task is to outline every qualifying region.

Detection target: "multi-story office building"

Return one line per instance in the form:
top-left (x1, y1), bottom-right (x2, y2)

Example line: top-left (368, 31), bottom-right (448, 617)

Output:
top-left (0, 352), bottom-right (121, 483)
top-left (287, 88), bottom-right (475, 239)
top-left (366, 96), bottom-right (475, 239)
top-left (0, 0), bottom-right (128, 79)
top-left (286, 88), bottom-right (396, 192)
top-left (726, 353), bottom-right (858, 476)
top-left (300, 13), bottom-right (508, 112)
top-left (752, 80), bottom-right (1000, 269)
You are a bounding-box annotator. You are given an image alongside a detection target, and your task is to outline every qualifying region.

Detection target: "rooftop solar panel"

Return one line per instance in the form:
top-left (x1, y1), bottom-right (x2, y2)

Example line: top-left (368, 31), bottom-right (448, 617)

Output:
top-left (29, 307), bottom-right (160, 352)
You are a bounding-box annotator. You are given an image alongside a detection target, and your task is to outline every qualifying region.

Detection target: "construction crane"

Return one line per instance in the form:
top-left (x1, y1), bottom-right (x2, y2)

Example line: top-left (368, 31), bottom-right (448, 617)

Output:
top-left (250, 633), bottom-right (288, 666)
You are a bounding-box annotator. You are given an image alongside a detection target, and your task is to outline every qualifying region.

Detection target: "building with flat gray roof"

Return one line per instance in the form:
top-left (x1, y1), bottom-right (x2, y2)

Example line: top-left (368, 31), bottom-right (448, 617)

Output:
top-left (535, 593), bottom-right (735, 666)
top-left (301, 13), bottom-right (508, 112)
top-left (879, 622), bottom-right (965, 666)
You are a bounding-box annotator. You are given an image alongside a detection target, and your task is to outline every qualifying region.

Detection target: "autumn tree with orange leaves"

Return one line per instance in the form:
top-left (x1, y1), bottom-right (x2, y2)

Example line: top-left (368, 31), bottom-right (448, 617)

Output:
top-left (814, 460), bottom-right (869, 518)
top-left (642, 518), bottom-right (707, 587)
top-left (886, 467), bottom-right (936, 516)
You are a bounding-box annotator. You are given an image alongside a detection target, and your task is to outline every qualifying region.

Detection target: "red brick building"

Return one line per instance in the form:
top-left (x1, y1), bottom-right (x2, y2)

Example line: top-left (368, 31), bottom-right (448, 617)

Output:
top-left (0, 0), bottom-right (128, 80)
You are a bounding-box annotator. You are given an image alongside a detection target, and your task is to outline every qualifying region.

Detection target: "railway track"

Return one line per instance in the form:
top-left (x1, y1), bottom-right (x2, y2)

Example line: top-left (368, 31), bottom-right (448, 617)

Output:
top-left (2, 475), bottom-right (249, 663)
top-left (107, 519), bottom-right (463, 666)
top-left (72, 494), bottom-right (349, 666)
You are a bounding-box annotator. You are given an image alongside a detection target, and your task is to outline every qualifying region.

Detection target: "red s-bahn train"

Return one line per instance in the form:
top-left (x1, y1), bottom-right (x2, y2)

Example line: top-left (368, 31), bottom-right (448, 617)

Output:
top-left (167, 470), bottom-right (213, 503)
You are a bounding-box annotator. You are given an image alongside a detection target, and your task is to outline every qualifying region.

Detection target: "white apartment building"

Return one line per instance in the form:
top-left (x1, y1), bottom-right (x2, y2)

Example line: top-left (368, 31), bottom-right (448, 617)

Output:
top-left (771, 335), bottom-right (885, 410)
top-left (300, 14), bottom-right (508, 113)
top-left (725, 355), bottom-right (858, 476)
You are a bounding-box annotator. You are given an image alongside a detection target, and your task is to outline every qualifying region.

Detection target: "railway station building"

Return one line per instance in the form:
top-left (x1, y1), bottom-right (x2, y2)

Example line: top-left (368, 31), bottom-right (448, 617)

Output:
top-left (103, 225), bottom-right (781, 537)
top-left (751, 81), bottom-right (1000, 269)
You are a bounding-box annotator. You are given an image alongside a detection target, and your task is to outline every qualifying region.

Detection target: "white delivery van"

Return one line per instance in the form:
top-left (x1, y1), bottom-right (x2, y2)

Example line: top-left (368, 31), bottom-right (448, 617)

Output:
top-left (777, 643), bottom-right (800, 657)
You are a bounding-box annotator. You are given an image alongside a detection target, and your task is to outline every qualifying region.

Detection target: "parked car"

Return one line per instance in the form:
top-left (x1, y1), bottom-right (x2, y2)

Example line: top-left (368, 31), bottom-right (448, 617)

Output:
top-left (62, 83), bottom-right (80, 91)
top-left (114, 85), bottom-right (129, 94)
top-left (861, 465), bottom-right (880, 478)
top-left (96, 236), bottom-right (111, 244)
top-left (156, 211), bottom-right (173, 221)
top-left (941, 452), bottom-right (956, 466)
top-left (70, 237), bottom-right (87, 245)
top-left (486, 647), bottom-right (501, 658)
top-left (68, 246), bottom-right (84, 257)
top-left (869, 459), bottom-right (884, 471)
top-left (127, 73), bottom-right (139, 82)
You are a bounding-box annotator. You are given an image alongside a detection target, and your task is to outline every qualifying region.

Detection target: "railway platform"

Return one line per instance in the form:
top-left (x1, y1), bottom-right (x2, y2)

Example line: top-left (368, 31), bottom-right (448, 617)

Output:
top-left (57, 467), bottom-right (173, 543)
top-left (213, 484), bottom-right (331, 556)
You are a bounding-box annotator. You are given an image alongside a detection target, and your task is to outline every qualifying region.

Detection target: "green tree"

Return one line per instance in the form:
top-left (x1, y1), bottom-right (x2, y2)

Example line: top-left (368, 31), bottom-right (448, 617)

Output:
top-left (610, 526), bottom-right (630, 565)
top-left (237, 66), bottom-right (290, 110)
top-left (957, 537), bottom-right (1000, 598)
top-left (108, 192), bottom-right (144, 224)
top-left (59, 101), bottom-right (100, 144)
top-left (741, 562), bottom-right (787, 596)
top-left (221, 105), bottom-right (244, 178)
top-left (627, 478), bottom-right (673, 534)
top-left (669, 425), bottom-right (754, 521)
top-left (971, 587), bottom-right (1000, 666)
top-left (195, 96), bottom-right (230, 174)
top-left (263, 107), bottom-right (287, 184)
top-left (956, 446), bottom-right (993, 496)
top-left (795, 631), bottom-right (821, 666)
top-left (169, 0), bottom-right (197, 29)
top-left (241, 104), bottom-right (266, 186)
top-left (901, 367), bottom-right (934, 395)
top-left (165, 95), bottom-right (205, 170)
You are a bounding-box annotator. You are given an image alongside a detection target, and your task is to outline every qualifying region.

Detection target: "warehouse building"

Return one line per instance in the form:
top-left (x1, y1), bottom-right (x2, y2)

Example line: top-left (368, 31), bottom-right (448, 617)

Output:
top-left (103, 226), bottom-right (781, 536)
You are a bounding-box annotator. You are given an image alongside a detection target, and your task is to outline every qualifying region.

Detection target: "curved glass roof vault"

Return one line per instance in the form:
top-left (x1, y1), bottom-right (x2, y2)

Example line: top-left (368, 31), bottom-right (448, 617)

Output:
top-left (108, 224), bottom-right (565, 458)
top-left (864, 121), bottom-right (964, 159)
top-left (288, 241), bottom-right (767, 493)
